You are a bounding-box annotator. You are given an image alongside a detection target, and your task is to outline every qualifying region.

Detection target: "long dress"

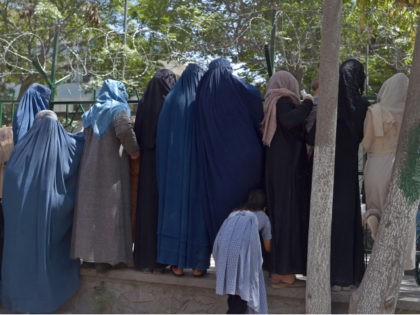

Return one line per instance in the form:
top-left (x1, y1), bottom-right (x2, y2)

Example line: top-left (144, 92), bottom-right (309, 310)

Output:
top-left (195, 58), bottom-right (264, 244)
top-left (362, 73), bottom-right (415, 270)
top-left (2, 111), bottom-right (84, 313)
top-left (133, 69), bottom-right (176, 269)
top-left (71, 80), bottom-right (139, 265)
top-left (265, 97), bottom-right (312, 275)
top-left (12, 83), bottom-right (49, 144)
top-left (330, 59), bottom-right (368, 286)
top-left (156, 64), bottom-right (210, 270)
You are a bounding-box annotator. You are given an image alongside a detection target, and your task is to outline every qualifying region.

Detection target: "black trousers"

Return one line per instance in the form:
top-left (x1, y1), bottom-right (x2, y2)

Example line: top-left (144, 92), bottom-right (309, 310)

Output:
top-left (227, 294), bottom-right (247, 314)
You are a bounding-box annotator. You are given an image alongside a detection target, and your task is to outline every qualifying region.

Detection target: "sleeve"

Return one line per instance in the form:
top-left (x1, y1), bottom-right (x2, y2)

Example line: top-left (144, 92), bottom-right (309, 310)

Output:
top-left (277, 97), bottom-right (313, 130)
top-left (114, 111), bottom-right (140, 157)
top-left (260, 212), bottom-right (272, 240)
top-left (361, 109), bottom-right (374, 152)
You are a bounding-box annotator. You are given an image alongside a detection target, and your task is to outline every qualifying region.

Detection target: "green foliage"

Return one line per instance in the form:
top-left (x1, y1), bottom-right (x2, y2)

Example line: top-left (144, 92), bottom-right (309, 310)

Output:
top-left (0, 0), bottom-right (418, 98)
top-left (34, 0), bottom-right (63, 22)
top-left (342, 0), bottom-right (418, 94)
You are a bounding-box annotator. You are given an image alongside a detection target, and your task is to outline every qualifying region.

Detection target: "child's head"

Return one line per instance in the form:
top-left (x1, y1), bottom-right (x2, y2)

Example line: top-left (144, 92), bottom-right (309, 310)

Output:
top-left (242, 189), bottom-right (267, 211)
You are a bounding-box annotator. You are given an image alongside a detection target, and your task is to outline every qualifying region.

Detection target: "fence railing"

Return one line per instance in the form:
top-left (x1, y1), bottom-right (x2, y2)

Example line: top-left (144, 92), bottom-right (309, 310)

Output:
top-left (0, 100), bottom-right (139, 131)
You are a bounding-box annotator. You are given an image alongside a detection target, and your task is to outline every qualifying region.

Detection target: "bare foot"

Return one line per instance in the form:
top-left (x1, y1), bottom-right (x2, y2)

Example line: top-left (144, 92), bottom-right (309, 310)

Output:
top-left (272, 273), bottom-right (295, 285)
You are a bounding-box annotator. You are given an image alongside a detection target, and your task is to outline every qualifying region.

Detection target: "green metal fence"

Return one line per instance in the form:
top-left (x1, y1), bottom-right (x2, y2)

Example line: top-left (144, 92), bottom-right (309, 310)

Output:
top-left (0, 100), bottom-right (139, 131)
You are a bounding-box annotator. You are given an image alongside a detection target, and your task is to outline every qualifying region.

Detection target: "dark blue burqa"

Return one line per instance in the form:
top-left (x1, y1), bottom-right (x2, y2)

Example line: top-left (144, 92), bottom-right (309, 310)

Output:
top-left (156, 64), bottom-right (210, 269)
top-left (12, 83), bottom-right (50, 144)
top-left (1, 111), bottom-right (84, 313)
top-left (195, 58), bottom-right (264, 243)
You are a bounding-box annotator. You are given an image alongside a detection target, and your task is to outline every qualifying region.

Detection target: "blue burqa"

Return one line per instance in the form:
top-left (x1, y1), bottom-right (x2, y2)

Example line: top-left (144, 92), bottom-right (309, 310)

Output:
top-left (12, 83), bottom-right (50, 144)
top-left (82, 79), bottom-right (131, 137)
top-left (195, 58), bottom-right (264, 243)
top-left (1, 110), bottom-right (84, 313)
top-left (156, 63), bottom-right (210, 269)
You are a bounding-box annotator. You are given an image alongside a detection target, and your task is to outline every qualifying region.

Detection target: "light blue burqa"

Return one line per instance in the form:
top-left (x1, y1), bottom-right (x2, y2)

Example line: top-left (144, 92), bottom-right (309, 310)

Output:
top-left (82, 79), bottom-right (131, 137)
top-left (156, 63), bottom-right (210, 269)
top-left (213, 211), bottom-right (268, 314)
top-left (1, 110), bottom-right (84, 313)
top-left (12, 83), bottom-right (50, 144)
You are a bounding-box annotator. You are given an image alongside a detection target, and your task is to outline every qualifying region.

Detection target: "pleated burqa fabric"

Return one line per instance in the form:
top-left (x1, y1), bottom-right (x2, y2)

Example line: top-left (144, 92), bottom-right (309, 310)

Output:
top-left (331, 59), bottom-right (369, 286)
top-left (195, 58), bottom-right (264, 244)
top-left (71, 80), bottom-right (139, 265)
top-left (12, 83), bottom-right (50, 144)
top-left (2, 110), bottom-right (84, 313)
top-left (134, 69), bottom-right (177, 270)
top-left (213, 211), bottom-right (268, 314)
top-left (156, 64), bottom-right (211, 270)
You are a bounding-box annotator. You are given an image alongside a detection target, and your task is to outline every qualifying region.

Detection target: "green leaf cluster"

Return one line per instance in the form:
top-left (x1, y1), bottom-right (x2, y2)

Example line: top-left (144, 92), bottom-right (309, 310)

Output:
top-left (0, 0), bottom-right (418, 99)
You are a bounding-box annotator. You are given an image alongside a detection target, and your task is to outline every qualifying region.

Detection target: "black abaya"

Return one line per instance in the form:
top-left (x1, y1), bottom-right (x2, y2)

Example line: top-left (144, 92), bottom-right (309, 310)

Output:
top-left (266, 97), bottom-right (312, 275)
top-left (330, 59), bottom-right (368, 286)
top-left (133, 69), bottom-right (176, 270)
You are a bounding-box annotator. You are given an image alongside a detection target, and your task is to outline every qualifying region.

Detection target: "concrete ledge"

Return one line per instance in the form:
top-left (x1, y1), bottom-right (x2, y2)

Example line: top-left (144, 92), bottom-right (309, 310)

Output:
top-left (2, 267), bottom-right (419, 313)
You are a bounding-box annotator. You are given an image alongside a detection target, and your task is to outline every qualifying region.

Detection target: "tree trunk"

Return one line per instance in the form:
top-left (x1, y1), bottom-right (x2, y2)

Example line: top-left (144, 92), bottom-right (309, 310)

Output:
top-left (305, 1), bottom-right (343, 313)
top-left (17, 74), bottom-right (39, 100)
top-left (349, 15), bottom-right (420, 314)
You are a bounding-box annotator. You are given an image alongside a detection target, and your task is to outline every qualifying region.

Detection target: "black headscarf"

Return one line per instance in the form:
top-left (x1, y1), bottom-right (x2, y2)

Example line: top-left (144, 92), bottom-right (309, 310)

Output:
top-left (338, 59), bottom-right (366, 134)
top-left (134, 69), bottom-right (177, 149)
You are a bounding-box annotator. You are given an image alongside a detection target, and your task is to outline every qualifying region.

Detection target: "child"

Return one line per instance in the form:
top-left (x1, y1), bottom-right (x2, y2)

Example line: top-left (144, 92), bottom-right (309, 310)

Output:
top-left (213, 189), bottom-right (271, 314)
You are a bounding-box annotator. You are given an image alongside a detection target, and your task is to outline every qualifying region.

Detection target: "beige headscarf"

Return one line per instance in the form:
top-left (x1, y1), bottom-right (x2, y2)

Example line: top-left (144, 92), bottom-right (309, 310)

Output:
top-left (261, 71), bottom-right (300, 146)
top-left (370, 73), bottom-right (408, 136)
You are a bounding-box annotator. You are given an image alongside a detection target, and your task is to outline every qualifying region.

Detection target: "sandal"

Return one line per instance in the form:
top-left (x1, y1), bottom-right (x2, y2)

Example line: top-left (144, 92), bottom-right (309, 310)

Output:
top-left (192, 269), bottom-right (207, 277)
top-left (170, 265), bottom-right (184, 277)
top-left (271, 278), bottom-right (306, 288)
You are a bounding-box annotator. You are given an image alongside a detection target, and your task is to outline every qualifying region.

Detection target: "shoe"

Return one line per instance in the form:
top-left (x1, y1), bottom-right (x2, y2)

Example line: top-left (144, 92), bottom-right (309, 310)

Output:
top-left (331, 285), bottom-right (342, 292)
top-left (271, 278), bottom-right (306, 288)
top-left (192, 269), bottom-right (207, 277)
top-left (170, 265), bottom-right (184, 277)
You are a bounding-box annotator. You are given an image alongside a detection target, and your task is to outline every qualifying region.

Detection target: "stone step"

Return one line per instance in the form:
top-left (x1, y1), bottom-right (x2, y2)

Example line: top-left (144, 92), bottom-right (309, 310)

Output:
top-left (1, 267), bottom-right (419, 313)
top-left (57, 267), bottom-right (420, 314)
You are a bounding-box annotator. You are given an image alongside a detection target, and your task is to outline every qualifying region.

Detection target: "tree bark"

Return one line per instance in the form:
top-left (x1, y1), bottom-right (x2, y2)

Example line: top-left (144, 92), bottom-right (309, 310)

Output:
top-left (17, 74), bottom-right (39, 100)
top-left (305, 1), bottom-right (343, 313)
top-left (349, 14), bottom-right (420, 314)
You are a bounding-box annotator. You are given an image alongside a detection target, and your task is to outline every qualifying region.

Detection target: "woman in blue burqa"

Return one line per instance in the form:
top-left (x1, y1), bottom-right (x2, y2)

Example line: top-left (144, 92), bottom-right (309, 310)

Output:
top-left (1, 109), bottom-right (84, 313)
top-left (12, 83), bottom-right (50, 144)
top-left (156, 64), bottom-right (211, 276)
top-left (195, 58), bottom-right (264, 244)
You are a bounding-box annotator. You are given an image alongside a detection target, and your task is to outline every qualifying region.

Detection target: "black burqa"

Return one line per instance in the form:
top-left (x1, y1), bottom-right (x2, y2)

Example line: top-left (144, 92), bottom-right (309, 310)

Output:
top-left (331, 59), bottom-right (368, 286)
top-left (133, 69), bottom-right (176, 270)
